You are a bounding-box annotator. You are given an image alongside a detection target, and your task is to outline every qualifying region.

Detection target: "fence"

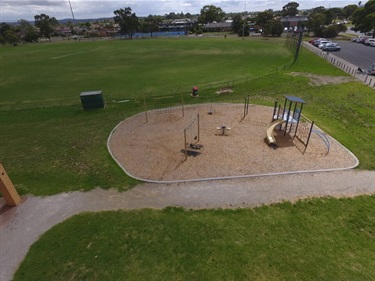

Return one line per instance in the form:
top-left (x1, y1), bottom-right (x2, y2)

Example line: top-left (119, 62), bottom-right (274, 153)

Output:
top-left (302, 42), bottom-right (375, 88)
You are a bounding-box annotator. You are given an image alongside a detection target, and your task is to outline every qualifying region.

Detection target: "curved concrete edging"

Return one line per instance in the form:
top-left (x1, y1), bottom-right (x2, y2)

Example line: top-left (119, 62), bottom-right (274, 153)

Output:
top-left (107, 107), bottom-right (359, 184)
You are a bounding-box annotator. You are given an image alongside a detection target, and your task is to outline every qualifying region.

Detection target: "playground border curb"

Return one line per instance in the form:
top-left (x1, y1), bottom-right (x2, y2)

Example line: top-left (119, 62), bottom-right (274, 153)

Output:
top-left (107, 105), bottom-right (359, 184)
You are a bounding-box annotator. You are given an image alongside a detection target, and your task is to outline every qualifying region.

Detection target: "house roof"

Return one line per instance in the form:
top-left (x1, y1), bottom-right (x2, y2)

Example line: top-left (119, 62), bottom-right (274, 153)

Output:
top-left (280, 16), bottom-right (308, 23)
top-left (203, 22), bottom-right (232, 29)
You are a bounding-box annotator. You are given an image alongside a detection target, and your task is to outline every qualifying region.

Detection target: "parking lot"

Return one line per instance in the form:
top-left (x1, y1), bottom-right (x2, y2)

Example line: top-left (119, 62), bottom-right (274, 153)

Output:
top-left (332, 40), bottom-right (375, 70)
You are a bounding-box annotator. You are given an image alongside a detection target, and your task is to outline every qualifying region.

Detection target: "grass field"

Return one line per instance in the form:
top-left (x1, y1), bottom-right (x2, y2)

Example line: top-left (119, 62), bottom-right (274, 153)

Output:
top-left (2, 36), bottom-right (375, 281)
top-left (0, 37), bottom-right (294, 195)
top-left (1, 37), bottom-right (374, 195)
top-left (14, 196), bottom-right (375, 281)
top-left (0, 37), bottom-right (291, 104)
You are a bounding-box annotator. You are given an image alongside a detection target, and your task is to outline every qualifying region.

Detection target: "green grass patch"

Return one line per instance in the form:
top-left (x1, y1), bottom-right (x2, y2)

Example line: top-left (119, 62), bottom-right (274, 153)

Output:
top-left (0, 37), bottom-right (291, 104)
top-left (14, 196), bottom-right (375, 281)
top-left (0, 37), bottom-right (374, 195)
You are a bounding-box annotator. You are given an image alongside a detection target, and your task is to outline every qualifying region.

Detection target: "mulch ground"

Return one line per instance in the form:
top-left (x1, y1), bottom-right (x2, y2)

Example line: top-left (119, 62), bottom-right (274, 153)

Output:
top-left (108, 103), bottom-right (358, 182)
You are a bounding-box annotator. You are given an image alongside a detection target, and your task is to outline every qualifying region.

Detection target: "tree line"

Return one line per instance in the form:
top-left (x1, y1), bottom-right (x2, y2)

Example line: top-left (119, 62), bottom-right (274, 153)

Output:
top-left (1, 0), bottom-right (374, 45)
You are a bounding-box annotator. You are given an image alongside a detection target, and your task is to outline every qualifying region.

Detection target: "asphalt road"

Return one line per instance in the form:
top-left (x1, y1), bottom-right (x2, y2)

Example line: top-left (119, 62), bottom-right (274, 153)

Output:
top-left (334, 40), bottom-right (375, 70)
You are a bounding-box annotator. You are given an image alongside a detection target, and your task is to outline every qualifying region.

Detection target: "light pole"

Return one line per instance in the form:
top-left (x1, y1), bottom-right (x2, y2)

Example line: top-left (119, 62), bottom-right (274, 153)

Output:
top-left (242, 1), bottom-right (247, 40)
top-left (68, 0), bottom-right (76, 23)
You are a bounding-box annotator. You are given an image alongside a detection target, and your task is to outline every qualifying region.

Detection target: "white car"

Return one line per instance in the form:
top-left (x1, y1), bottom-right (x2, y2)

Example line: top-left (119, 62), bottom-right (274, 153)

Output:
top-left (366, 38), bottom-right (375, 47)
top-left (312, 38), bottom-right (327, 46)
top-left (352, 36), bottom-right (363, 43)
top-left (318, 41), bottom-right (332, 49)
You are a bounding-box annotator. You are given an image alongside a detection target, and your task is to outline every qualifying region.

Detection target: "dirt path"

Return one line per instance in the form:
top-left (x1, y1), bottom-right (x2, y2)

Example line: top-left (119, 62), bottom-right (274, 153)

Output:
top-left (1, 169), bottom-right (375, 281)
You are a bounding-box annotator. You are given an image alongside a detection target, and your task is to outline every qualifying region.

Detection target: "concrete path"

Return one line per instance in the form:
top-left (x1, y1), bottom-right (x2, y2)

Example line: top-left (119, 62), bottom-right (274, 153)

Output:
top-left (1, 169), bottom-right (375, 281)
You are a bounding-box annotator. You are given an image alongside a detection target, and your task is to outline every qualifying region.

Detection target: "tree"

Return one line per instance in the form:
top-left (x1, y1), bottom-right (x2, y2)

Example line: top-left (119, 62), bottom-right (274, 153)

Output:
top-left (351, 0), bottom-right (375, 36)
top-left (165, 12), bottom-right (177, 20)
top-left (322, 25), bottom-right (340, 38)
top-left (18, 19), bottom-right (39, 42)
top-left (325, 8), bottom-right (343, 24)
top-left (263, 19), bottom-right (284, 36)
top-left (307, 12), bottom-right (326, 36)
top-left (139, 15), bottom-right (161, 37)
top-left (198, 5), bottom-right (225, 24)
top-left (241, 22), bottom-right (250, 37)
top-left (255, 10), bottom-right (274, 29)
top-left (282, 2), bottom-right (299, 17)
top-left (145, 15), bottom-right (162, 37)
top-left (34, 14), bottom-right (58, 40)
top-left (0, 23), bottom-right (11, 38)
top-left (342, 4), bottom-right (358, 19)
top-left (4, 30), bottom-right (20, 45)
top-left (312, 6), bottom-right (326, 15)
top-left (231, 14), bottom-right (243, 34)
top-left (113, 7), bottom-right (139, 39)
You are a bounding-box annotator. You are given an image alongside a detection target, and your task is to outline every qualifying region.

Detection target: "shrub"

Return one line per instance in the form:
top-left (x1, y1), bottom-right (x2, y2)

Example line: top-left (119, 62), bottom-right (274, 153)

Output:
top-left (322, 25), bottom-right (339, 38)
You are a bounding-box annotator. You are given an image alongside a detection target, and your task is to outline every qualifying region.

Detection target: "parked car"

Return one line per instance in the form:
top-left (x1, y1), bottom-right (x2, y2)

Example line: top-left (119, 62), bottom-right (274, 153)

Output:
top-left (318, 40), bottom-right (332, 49)
top-left (366, 38), bottom-right (375, 46)
top-left (322, 42), bottom-right (341, 51)
top-left (367, 63), bottom-right (375, 75)
top-left (352, 36), bottom-right (363, 42)
top-left (352, 36), bottom-right (369, 44)
top-left (360, 37), bottom-right (371, 44)
top-left (313, 38), bottom-right (327, 46)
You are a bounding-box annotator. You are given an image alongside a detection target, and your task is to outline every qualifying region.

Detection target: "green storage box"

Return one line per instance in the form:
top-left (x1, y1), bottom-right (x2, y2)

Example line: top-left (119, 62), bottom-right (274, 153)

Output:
top-left (80, 90), bottom-right (105, 110)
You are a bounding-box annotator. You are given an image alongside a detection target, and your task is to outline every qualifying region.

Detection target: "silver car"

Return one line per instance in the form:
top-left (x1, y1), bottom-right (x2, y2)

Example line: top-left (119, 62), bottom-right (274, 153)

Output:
top-left (322, 42), bottom-right (341, 51)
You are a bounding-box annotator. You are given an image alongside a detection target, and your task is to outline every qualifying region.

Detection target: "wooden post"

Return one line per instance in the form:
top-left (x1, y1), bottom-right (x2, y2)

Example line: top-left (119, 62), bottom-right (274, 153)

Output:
top-left (305, 121), bottom-right (315, 150)
top-left (184, 129), bottom-right (187, 160)
top-left (0, 163), bottom-right (21, 206)
top-left (143, 93), bottom-right (148, 123)
top-left (181, 85), bottom-right (184, 117)
top-left (272, 98), bottom-right (278, 122)
top-left (197, 114), bottom-right (200, 142)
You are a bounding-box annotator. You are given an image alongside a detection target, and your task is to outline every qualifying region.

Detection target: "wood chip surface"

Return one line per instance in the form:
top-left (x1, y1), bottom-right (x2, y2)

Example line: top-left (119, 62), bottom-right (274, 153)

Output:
top-left (108, 104), bottom-right (358, 182)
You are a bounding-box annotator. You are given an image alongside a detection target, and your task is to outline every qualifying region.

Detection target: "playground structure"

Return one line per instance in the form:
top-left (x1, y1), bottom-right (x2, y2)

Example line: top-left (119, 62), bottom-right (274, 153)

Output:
top-left (142, 93), bottom-right (319, 156)
top-left (242, 95), bottom-right (277, 121)
top-left (142, 89), bottom-right (185, 123)
top-left (240, 95), bottom-right (315, 150)
top-left (108, 103), bottom-right (355, 182)
top-left (216, 125), bottom-right (231, 136)
top-left (266, 119), bottom-right (286, 146)
top-left (183, 114), bottom-right (201, 160)
top-left (242, 96), bottom-right (250, 120)
top-left (267, 95), bottom-right (315, 152)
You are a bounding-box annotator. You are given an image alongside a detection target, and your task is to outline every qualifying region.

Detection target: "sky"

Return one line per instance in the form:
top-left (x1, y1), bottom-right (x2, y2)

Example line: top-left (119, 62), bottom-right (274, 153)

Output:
top-left (0, 0), bottom-right (367, 22)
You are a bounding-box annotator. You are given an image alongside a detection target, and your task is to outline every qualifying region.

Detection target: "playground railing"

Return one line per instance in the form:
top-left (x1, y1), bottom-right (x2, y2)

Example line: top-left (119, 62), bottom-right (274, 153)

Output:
top-left (311, 129), bottom-right (330, 155)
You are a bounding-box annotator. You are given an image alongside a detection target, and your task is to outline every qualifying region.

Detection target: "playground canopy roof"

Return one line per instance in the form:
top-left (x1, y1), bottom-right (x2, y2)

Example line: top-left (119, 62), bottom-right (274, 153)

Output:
top-left (284, 95), bottom-right (306, 104)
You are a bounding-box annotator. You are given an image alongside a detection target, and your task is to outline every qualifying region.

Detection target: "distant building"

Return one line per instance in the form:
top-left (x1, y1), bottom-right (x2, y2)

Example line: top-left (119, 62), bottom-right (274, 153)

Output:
top-left (57, 27), bottom-right (73, 37)
top-left (159, 18), bottom-right (196, 33)
top-left (203, 22), bottom-right (232, 32)
top-left (280, 16), bottom-right (308, 31)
